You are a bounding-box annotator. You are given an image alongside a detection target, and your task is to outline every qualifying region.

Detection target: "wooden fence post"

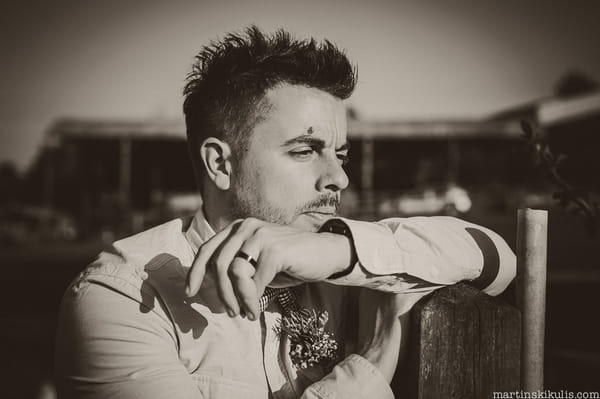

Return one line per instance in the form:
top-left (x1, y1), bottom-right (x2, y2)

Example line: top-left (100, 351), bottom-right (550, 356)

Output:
top-left (393, 283), bottom-right (521, 399)
top-left (516, 208), bottom-right (548, 391)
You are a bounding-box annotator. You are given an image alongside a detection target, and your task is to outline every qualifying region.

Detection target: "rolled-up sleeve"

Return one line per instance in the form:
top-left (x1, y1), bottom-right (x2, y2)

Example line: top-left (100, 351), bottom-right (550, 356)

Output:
top-left (326, 216), bottom-right (516, 296)
top-left (301, 355), bottom-right (393, 399)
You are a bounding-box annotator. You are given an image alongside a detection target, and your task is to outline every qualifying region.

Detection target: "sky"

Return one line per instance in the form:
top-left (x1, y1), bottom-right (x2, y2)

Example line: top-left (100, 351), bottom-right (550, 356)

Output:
top-left (1, 0), bottom-right (599, 171)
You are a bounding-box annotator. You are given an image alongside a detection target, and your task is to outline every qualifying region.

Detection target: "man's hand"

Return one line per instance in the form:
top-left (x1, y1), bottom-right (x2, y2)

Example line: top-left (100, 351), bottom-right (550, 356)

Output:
top-left (356, 289), bottom-right (427, 382)
top-left (185, 217), bottom-right (356, 320)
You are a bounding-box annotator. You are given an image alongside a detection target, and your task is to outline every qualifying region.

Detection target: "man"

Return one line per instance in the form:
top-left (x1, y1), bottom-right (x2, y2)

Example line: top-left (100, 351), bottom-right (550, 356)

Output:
top-left (55, 26), bottom-right (515, 398)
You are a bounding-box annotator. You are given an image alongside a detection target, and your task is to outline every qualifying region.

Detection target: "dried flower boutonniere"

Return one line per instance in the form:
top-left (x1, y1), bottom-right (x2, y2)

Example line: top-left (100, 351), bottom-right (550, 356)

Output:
top-left (275, 308), bottom-right (339, 370)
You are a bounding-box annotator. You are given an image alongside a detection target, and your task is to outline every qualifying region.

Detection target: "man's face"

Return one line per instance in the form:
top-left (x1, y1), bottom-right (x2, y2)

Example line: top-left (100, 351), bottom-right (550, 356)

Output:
top-left (230, 84), bottom-right (349, 232)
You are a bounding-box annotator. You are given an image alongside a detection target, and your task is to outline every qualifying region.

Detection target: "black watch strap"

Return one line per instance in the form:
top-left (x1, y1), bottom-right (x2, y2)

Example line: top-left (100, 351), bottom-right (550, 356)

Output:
top-left (319, 219), bottom-right (355, 279)
top-left (319, 218), bottom-right (351, 236)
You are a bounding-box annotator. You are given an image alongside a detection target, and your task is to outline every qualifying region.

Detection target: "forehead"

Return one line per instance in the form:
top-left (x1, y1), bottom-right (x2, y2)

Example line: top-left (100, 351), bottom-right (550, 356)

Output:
top-left (253, 84), bottom-right (347, 145)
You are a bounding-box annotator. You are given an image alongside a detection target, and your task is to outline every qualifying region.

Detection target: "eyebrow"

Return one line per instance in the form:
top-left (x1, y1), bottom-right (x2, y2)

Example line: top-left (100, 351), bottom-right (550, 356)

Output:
top-left (282, 134), bottom-right (350, 151)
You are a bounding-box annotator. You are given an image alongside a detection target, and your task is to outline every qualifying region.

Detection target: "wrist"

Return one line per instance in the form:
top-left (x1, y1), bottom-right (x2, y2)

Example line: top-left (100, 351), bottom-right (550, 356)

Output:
top-left (322, 233), bottom-right (356, 277)
top-left (319, 219), bottom-right (357, 278)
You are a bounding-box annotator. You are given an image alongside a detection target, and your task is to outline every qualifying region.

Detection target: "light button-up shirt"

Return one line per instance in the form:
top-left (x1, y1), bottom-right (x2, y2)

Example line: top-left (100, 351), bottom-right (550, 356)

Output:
top-left (55, 209), bottom-right (515, 398)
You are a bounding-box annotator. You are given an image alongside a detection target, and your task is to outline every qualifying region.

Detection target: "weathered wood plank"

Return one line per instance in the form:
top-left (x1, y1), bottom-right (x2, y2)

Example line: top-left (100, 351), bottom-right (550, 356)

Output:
top-left (393, 283), bottom-right (521, 399)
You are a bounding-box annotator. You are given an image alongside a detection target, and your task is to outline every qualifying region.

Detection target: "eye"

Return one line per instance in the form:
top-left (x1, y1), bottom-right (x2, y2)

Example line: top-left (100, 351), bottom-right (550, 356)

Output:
top-left (337, 152), bottom-right (350, 166)
top-left (289, 147), bottom-right (317, 159)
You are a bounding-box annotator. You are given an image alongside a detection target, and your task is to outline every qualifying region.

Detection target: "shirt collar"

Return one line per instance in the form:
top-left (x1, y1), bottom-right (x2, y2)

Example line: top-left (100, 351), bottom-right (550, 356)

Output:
top-left (185, 206), bottom-right (216, 254)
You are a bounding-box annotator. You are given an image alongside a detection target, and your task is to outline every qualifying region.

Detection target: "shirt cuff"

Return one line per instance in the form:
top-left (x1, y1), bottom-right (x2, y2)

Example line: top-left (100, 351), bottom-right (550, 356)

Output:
top-left (305, 354), bottom-right (394, 399)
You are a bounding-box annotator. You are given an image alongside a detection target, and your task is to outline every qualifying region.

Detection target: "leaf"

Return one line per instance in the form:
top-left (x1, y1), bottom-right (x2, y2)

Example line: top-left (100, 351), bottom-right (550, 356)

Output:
top-left (555, 154), bottom-right (568, 166)
top-left (520, 119), bottom-right (535, 140)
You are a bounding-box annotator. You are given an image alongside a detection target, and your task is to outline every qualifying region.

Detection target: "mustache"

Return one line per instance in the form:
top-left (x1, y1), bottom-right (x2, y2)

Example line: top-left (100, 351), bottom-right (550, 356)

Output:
top-left (299, 194), bottom-right (340, 213)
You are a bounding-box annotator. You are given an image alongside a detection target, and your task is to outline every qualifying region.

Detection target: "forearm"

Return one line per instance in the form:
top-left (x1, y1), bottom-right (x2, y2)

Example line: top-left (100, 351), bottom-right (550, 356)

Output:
top-left (299, 288), bottom-right (424, 399)
top-left (318, 231), bottom-right (358, 279)
top-left (325, 216), bottom-right (516, 296)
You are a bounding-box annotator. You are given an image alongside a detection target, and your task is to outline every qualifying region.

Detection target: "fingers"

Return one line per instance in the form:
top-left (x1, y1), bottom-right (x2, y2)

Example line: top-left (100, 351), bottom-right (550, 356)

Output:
top-left (187, 218), bottom-right (270, 320)
top-left (186, 221), bottom-right (239, 297)
top-left (252, 247), bottom-right (279, 299)
top-left (212, 219), bottom-right (262, 316)
top-left (228, 257), bottom-right (259, 320)
top-left (215, 258), bottom-right (242, 317)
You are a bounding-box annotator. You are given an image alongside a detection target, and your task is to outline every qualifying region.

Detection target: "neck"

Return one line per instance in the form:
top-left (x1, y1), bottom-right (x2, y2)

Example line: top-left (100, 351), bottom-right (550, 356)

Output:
top-left (202, 188), bottom-right (234, 233)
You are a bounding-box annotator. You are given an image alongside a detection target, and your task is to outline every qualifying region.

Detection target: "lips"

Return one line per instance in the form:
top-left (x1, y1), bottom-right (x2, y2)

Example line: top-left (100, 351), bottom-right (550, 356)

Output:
top-left (302, 208), bottom-right (336, 216)
top-left (301, 210), bottom-right (336, 225)
top-left (295, 209), bottom-right (336, 231)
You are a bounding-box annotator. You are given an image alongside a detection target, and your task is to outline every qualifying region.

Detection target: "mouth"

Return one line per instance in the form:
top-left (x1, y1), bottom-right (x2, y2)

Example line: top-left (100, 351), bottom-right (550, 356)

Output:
top-left (303, 206), bottom-right (336, 214)
top-left (293, 209), bottom-right (336, 231)
top-left (301, 209), bottom-right (337, 219)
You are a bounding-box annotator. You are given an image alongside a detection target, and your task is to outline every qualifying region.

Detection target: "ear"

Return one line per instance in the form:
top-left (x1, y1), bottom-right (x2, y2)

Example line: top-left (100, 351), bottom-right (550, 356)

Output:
top-left (199, 137), bottom-right (233, 191)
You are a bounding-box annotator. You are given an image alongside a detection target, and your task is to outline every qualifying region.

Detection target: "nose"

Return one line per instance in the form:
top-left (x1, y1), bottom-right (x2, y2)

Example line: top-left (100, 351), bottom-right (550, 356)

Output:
top-left (316, 154), bottom-right (349, 193)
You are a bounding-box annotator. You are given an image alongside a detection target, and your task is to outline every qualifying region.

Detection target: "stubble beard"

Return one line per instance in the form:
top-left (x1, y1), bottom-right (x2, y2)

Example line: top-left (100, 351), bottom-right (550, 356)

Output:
top-left (230, 177), bottom-right (341, 231)
top-left (230, 177), bottom-right (292, 226)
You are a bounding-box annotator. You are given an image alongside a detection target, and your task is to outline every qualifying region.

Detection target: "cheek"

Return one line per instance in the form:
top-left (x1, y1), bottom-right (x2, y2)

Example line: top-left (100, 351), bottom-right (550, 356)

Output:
top-left (261, 166), bottom-right (304, 202)
top-left (251, 157), bottom-right (317, 206)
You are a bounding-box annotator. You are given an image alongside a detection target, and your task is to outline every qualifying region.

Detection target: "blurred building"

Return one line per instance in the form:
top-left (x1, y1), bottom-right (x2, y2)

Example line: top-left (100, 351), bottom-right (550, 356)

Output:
top-left (25, 88), bottom-right (599, 238)
top-left (26, 119), bottom-right (195, 237)
top-left (490, 76), bottom-right (600, 193)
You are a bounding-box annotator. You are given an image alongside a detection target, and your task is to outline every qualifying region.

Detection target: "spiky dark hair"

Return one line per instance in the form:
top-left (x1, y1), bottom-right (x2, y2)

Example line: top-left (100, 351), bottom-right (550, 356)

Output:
top-left (182, 25), bottom-right (357, 181)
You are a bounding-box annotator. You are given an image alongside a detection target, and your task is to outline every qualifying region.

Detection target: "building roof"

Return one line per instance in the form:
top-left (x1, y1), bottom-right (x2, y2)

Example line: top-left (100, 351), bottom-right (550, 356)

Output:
top-left (46, 118), bottom-right (186, 143)
top-left (538, 92), bottom-right (600, 126)
top-left (46, 116), bottom-right (523, 145)
top-left (487, 91), bottom-right (600, 128)
top-left (348, 119), bottom-right (522, 139)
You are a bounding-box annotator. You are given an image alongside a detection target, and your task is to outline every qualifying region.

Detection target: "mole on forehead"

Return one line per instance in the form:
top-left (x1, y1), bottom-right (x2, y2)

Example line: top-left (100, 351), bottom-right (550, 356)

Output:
top-left (307, 126), bottom-right (314, 134)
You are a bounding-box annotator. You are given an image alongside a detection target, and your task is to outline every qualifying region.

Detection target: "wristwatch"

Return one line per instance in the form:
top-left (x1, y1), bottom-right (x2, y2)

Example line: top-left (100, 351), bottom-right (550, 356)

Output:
top-left (319, 219), bottom-right (356, 279)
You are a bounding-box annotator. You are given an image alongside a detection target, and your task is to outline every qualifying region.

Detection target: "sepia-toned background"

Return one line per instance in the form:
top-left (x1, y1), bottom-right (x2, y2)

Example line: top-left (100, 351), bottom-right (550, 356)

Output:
top-left (1, 1), bottom-right (599, 397)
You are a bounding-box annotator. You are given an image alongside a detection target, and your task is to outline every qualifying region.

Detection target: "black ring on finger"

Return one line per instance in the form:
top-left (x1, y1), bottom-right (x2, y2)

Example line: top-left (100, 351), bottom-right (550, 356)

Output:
top-left (235, 250), bottom-right (257, 267)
